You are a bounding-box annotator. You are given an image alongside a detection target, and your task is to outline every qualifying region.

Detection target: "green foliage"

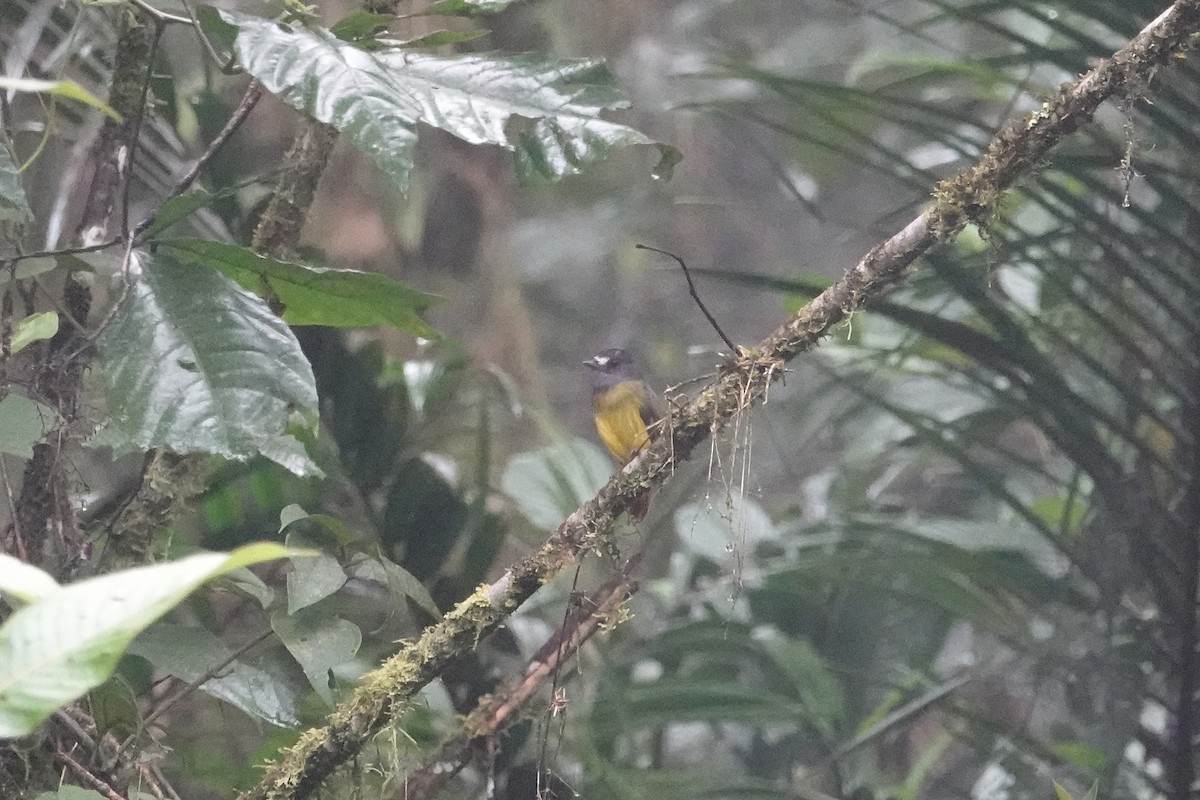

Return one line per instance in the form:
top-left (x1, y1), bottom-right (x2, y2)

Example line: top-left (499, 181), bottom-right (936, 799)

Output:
top-left (0, 544), bottom-right (295, 737)
top-left (0, 394), bottom-right (56, 458)
top-left (95, 250), bottom-right (321, 476)
top-left (6, 0), bottom-right (1194, 798)
top-left (222, 9), bottom-right (679, 187)
top-left (0, 0), bottom-right (679, 795)
top-left (670, 2), bottom-right (1200, 795)
top-left (139, 187), bottom-right (242, 238)
top-left (270, 607), bottom-right (361, 704)
top-left (34, 788), bottom-right (123, 800)
top-left (8, 311), bottom-right (57, 355)
top-left (127, 623), bottom-right (304, 727)
top-left (161, 239), bottom-right (440, 335)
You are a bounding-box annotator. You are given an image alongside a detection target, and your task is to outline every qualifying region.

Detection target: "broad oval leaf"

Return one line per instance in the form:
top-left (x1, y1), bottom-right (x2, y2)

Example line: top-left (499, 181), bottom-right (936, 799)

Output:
top-left (271, 607), bottom-right (361, 704)
top-left (10, 311), bottom-right (58, 355)
top-left (0, 543), bottom-right (294, 737)
top-left (0, 393), bottom-right (56, 458)
top-left (0, 256), bottom-right (58, 285)
top-left (283, 529), bottom-right (347, 614)
top-left (95, 251), bottom-right (320, 476)
top-left (378, 556), bottom-right (442, 619)
top-left (127, 623), bottom-right (302, 728)
top-left (222, 9), bottom-right (677, 187)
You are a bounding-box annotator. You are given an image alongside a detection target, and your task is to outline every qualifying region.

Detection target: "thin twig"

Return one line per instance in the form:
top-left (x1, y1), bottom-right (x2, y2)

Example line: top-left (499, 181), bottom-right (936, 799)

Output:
top-left (139, 762), bottom-right (180, 800)
top-left (119, 16), bottom-right (167, 241)
top-left (0, 458), bottom-right (26, 560)
top-left (32, 277), bottom-right (90, 336)
top-left (118, 627), bottom-right (276, 758)
top-left (133, 80), bottom-right (265, 240)
top-left (533, 559), bottom-right (590, 790)
top-left (53, 700), bottom-right (178, 800)
top-left (636, 244), bottom-right (740, 355)
top-left (149, 762), bottom-right (183, 800)
top-left (54, 747), bottom-right (129, 800)
top-left (178, 0), bottom-right (243, 73)
top-left (664, 370), bottom-right (719, 394)
top-left (0, 238), bottom-right (123, 269)
top-left (126, 0), bottom-right (192, 25)
top-left (52, 710), bottom-right (97, 750)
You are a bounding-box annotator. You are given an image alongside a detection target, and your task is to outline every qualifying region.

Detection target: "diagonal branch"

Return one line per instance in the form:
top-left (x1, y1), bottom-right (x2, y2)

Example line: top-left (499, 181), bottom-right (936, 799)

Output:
top-left (237, 3), bottom-right (1200, 799)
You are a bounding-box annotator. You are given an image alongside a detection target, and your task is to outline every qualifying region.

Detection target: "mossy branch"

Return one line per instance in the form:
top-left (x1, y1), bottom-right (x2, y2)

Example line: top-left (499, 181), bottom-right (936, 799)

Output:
top-left (236, 3), bottom-right (1200, 799)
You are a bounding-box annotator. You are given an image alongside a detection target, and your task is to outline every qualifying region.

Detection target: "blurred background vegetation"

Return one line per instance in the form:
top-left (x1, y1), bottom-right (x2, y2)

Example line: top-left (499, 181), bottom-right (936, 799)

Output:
top-left (3, 0), bottom-right (1198, 798)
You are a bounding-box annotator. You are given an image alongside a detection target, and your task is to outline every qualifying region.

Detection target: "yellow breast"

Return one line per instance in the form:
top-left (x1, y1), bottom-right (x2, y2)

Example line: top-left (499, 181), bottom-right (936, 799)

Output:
top-left (593, 381), bottom-right (652, 464)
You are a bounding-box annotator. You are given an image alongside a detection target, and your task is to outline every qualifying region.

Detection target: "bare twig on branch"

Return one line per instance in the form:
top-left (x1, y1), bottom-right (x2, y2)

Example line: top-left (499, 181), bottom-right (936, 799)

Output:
top-left (132, 80), bottom-right (265, 239)
top-left (636, 243), bottom-right (740, 355)
top-left (54, 747), bottom-right (129, 800)
top-left (0, 238), bottom-right (124, 269)
top-left (400, 559), bottom-right (639, 800)
top-left (238, 3), bottom-right (1200, 799)
top-left (117, 627), bottom-right (276, 757)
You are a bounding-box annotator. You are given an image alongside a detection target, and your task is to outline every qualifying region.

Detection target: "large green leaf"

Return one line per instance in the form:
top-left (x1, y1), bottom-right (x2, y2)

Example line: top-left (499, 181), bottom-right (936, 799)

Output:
top-left (10, 311), bottom-right (58, 354)
top-left (0, 543), bottom-right (293, 737)
top-left (0, 393), bottom-right (56, 458)
top-left (270, 607), bottom-right (361, 704)
top-left (222, 9), bottom-right (678, 186)
top-left (283, 528), bottom-right (347, 614)
top-left (95, 251), bottom-right (320, 476)
top-left (161, 239), bottom-right (438, 336)
top-left (127, 623), bottom-right (302, 727)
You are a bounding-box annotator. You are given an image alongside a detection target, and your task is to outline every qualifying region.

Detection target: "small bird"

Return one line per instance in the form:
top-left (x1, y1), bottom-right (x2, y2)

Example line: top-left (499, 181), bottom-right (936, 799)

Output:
top-left (584, 348), bottom-right (663, 519)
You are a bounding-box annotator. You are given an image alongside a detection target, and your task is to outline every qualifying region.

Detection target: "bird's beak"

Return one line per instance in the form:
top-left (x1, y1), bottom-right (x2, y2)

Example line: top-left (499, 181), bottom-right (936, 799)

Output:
top-left (583, 356), bottom-right (603, 370)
